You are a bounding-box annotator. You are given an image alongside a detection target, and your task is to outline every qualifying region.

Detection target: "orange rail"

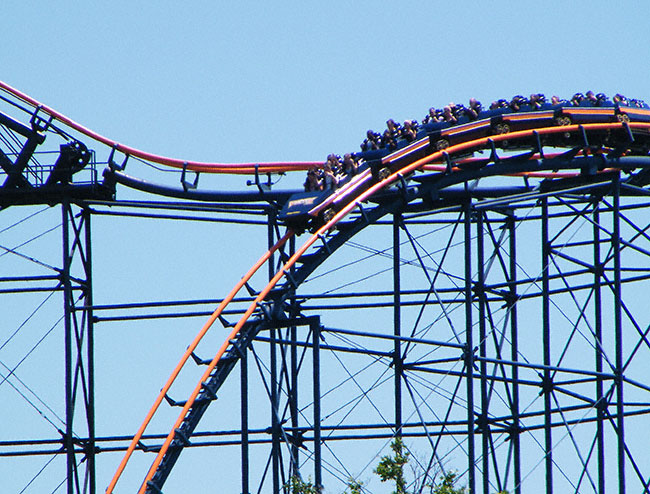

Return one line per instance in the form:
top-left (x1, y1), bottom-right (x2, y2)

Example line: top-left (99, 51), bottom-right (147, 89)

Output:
top-left (2, 81), bottom-right (649, 491)
top-left (135, 120), bottom-right (650, 492)
top-left (105, 230), bottom-right (293, 493)
top-left (135, 150), bottom-right (442, 493)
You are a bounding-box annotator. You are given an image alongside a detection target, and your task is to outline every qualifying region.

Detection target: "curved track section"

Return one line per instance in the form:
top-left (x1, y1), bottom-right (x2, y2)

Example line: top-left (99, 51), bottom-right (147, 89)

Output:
top-left (4, 81), bottom-right (650, 493)
top-left (0, 80), bottom-right (321, 174)
top-left (127, 123), bottom-right (650, 493)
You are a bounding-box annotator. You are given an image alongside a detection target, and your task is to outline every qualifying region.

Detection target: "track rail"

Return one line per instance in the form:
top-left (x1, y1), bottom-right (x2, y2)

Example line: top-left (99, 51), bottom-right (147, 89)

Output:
top-left (0, 80), bottom-right (320, 174)
top-left (126, 121), bottom-right (650, 493)
top-left (3, 80), bottom-right (649, 492)
top-left (105, 230), bottom-right (293, 494)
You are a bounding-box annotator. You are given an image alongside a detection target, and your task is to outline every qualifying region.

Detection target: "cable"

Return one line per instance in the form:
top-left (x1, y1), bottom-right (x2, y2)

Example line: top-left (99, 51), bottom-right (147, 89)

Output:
top-left (0, 360), bottom-right (65, 431)
top-left (0, 206), bottom-right (49, 235)
top-left (0, 225), bottom-right (62, 273)
top-left (0, 290), bottom-right (57, 353)
top-left (17, 454), bottom-right (58, 494)
top-left (0, 315), bottom-right (63, 391)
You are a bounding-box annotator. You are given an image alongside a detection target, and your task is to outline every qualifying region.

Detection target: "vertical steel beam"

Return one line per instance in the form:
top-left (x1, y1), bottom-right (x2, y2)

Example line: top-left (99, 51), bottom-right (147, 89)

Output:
top-left (268, 208), bottom-right (276, 281)
top-left (83, 207), bottom-right (96, 494)
top-left (612, 176), bottom-right (625, 494)
top-left (267, 209), bottom-right (280, 493)
top-left (508, 214), bottom-right (521, 494)
top-left (289, 236), bottom-right (299, 476)
top-left (393, 212), bottom-right (402, 436)
top-left (464, 201), bottom-right (476, 494)
top-left (541, 198), bottom-right (553, 494)
top-left (311, 318), bottom-right (322, 490)
top-left (592, 196), bottom-right (605, 494)
top-left (241, 347), bottom-right (249, 494)
top-left (477, 212), bottom-right (489, 494)
top-left (62, 201), bottom-right (75, 494)
top-left (270, 328), bottom-right (280, 492)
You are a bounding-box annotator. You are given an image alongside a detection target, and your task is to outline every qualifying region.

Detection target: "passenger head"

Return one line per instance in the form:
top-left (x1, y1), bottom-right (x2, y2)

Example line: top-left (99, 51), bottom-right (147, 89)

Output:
top-left (571, 93), bottom-right (584, 105)
top-left (343, 153), bottom-right (355, 169)
top-left (510, 95), bottom-right (524, 110)
top-left (443, 106), bottom-right (456, 122)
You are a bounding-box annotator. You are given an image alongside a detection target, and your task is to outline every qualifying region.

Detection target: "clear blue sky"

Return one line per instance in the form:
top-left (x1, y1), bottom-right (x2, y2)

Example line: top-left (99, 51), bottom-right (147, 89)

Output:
top-left (2, 1), bottom-right (650, 493)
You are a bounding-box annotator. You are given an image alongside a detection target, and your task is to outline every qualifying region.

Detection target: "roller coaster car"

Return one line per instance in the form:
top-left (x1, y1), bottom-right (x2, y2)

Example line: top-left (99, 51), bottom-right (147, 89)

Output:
top-left (494, 105), bottom-right (557, 135)
top-left (422, 117), bottom-right (491, 150)
top-left (279, 158), bottom-right (394, 231)
top-left (281, 98), bottom-right (650, 232)
top-left (423, 106), bottom-right (559, 151)
top-left (617, 105), bottom-right (650, 124)
top-left (278, 189), bottom-right (331, 230)
top-left (355, 148), bottom-right (388, 162)
top-left (555, 102), bottom-right (617, 125)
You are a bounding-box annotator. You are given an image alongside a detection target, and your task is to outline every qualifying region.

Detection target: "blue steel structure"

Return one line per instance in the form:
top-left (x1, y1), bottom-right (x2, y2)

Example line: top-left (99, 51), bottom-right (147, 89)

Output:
top-left (3, 83), bottom-right (650, 494)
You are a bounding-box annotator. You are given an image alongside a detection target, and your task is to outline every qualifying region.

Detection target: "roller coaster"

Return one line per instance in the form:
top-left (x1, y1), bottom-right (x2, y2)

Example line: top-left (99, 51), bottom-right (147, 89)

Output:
top-left (3, 79), bottom-right (650, 494)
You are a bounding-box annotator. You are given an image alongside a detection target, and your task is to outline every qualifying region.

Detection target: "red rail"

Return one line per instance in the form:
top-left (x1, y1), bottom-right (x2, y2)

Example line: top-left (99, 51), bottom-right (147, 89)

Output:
top-left (4, 80), bottom-right (645, 492)
top-left (0, 80), bottom-right (321, 174)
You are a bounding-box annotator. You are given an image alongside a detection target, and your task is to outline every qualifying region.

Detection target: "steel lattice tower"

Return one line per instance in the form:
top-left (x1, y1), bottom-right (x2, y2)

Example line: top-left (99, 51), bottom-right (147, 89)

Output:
top-left (2, 84), bottom-right (650, 494)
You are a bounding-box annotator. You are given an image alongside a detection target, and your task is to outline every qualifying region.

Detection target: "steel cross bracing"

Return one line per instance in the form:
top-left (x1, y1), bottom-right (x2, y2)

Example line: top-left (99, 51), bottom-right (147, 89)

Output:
top-left (5, 171), bottom-right (650, 494)
top-left (62, 203), bottom-right (96, 494)
top-left (3, 87), bottom-right (650, 494)
top-left (139, 164), bottom-right (650, 493)
top-left (1, 202), bottom-right (96, 494)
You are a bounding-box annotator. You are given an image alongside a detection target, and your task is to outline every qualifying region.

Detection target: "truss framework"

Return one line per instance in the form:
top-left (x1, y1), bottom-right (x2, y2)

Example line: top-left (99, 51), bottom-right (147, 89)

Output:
top-left (5, 174), bottom-right (650, 494)
top-left (2, 91), bottom-right (650, 493)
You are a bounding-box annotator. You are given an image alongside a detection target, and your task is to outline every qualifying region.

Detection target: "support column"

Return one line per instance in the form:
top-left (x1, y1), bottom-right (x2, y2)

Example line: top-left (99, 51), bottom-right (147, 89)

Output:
top-left (612, 176), bottom-right (625, 494)
top-left (541, 198), bottom-right (553, 494)
top-left (477, 212), bottom-right (489, 494)
top-left (290, 236), bottom-right (299, 477)
top-left (508, 214), bottom-right (521, 494)
top-left (83, 207), bottom-right (96, 494)
top-left (592, 196), bottom-right (605, 494)
top-left (393, 213), bottom-right (402, 437)
top-left (62, 202), bottom-right (96, 494)
top-left (241, 347), bottom-right (249, 494)
top-left (464, 201), bottom-right (476, 494)
top-left (270, 325), bottom-right (280, 493)
top-left (312, 319), bottom-right (322, 491)
top-left (62, 201), bottom-right (75, 494)
top-left (267, 209), bottom-right (281, 493)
